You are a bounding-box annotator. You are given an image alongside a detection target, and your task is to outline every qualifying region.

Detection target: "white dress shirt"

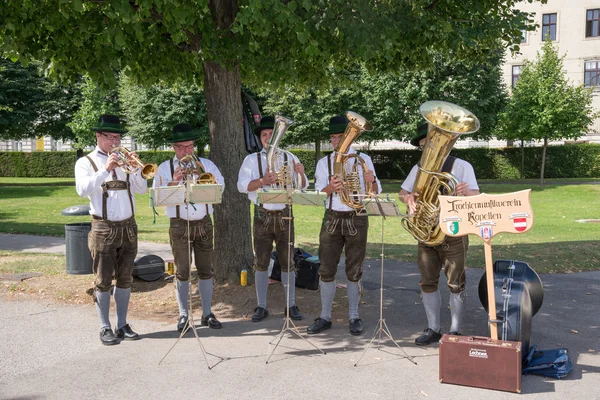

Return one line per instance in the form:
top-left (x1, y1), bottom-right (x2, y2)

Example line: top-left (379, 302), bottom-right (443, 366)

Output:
top-left (401, 158), bottom-right (479, 193)
top-left (237, 149), bottom-right (309, 210)
top-left (314, 147), bottom-right (382, 212)
top-left (75, 147), bottom-right (148, 221)
top-left (152, 156), bottom-right (225, 220)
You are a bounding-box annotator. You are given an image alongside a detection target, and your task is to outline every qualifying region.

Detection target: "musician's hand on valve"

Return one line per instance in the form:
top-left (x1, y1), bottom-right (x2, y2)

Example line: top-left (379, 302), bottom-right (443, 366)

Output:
top-left (329, 176), bottom-right (343, 193)
top-left (172, 167), bottom-right (185, 182)
top-left (293, 160), bottom-right (305, 175)
top-left (105, 153), bottom-right (119, 172)
top-left (364, 170), bottom-right (375, 183)
top-left (262, 168), bottom-right (278, 185)
top-left (455, 182), bottom-right (469, 196)
top-left (404, 193), bottom-right (419, 215)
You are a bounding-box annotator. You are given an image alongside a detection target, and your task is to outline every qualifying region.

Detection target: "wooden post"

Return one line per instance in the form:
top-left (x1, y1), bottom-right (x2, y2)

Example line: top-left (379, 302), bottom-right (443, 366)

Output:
top-left (484, 241), bottom-right (498, 340)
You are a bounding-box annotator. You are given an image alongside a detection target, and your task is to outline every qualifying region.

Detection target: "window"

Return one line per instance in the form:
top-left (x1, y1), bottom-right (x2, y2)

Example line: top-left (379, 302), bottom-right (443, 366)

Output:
top-left (586, 9), bottom-right (600, 37)
top-left (542, 13), bottom-right (557, 41)
top-left (584, 61), bottom-right (600, 87)
top-left (512, 65), bottom-right (522, 87)
top-left (521, 29), bottom-right (527, 44)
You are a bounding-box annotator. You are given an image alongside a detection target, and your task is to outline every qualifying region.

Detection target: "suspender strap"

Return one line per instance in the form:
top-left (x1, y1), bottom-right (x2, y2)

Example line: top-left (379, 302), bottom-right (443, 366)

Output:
top-left (256, 152), bottom-right (264, 207)
top-left (126, 174), bottom-right (134, 218)
top-left (85, 155), bottom-right (98, 172)
top-left (327, 153), bottom-right (333, 210)
top-left (442, 156), bottom-right (456, 173)
top-left (170, 159), bottom-right (180, 219)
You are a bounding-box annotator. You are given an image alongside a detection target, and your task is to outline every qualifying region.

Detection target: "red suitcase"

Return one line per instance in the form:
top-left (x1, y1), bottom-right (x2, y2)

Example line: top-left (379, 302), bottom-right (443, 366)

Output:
top-left (439, 334), bottom-right (522, 393)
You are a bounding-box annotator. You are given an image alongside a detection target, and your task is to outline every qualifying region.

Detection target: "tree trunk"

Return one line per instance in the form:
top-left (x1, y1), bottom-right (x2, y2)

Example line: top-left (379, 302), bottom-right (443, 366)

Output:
top-left (540, 138), bottom-right (548, 186)
top-left (520, 139), bottom-right (524, 180)
top-left (203, 60), bottom-right (254, 283)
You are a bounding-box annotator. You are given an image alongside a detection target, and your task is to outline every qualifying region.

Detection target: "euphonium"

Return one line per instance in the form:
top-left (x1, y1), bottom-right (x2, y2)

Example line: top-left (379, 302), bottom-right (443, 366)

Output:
top-left (400, 101), bottom-right (480, 246)
top-left (265, 115), bottom-right (302, 189)
top-left (110, 146), bottom-right (157, 179)
top-left (333, 111), bottom-right (375, 210)
top-left (179, 154), bottom-right (216, 184)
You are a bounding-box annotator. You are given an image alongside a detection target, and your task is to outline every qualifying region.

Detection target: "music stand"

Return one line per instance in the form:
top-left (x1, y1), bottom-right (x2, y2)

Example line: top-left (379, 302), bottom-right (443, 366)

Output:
top-left (257, 187), bottom-right (327, 363)
top-left (154, 180), bottom-right (226, 370)
top-left (354, 195), bottom-right (417, 367)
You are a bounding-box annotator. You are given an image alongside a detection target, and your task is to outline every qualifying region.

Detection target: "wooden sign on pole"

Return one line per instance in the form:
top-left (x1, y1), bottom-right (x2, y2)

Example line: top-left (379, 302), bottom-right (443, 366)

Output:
top-left (438, 189), bottom-right (534, 340)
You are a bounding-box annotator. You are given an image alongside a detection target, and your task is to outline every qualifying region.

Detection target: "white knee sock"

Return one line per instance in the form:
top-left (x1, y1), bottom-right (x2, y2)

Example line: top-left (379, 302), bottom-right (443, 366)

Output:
top-left (422, 290), bottom-right (441, 333)
top-left (255, 270), bottom-right (269, 309)
top-left (95, 290), bottom-right (111, 330)
top-left (347, 281), bottom-right (360, 320)
top-left (198, 278), bottom-right (213, 317)
top-left (320, 281), bottom-right (336, 321)
top-left (449, 291), bottom-right (466, 333)
top-left (113, 287), bottom-right (131, 330)
top-left (176, 280), bottom-right (190, 317)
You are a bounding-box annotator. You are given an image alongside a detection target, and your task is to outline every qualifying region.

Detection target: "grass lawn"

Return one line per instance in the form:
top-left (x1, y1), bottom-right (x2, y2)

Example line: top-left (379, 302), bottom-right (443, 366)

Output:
top-left (0, 178), bottom-right (598, 274)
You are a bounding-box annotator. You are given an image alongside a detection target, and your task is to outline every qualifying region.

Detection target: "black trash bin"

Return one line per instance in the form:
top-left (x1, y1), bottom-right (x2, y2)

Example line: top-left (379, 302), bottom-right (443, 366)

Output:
top-left (63, 205), bottom-right (93, 275)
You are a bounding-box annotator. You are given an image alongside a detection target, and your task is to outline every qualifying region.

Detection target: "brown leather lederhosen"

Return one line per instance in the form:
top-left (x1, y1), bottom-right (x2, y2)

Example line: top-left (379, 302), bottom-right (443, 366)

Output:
top-left (252, 151), bottom-right (294, 273)
top-left (318, 152), bottom-right (369, 283)
top-left (168, 158), bottom-right (214, 281)
top-left (85, 155), bottom-right (137, 292)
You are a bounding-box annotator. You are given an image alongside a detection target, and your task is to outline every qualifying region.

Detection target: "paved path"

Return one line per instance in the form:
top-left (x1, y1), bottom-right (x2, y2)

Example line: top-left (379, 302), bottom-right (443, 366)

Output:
top-left (0, 234), bottom-right (599, 399)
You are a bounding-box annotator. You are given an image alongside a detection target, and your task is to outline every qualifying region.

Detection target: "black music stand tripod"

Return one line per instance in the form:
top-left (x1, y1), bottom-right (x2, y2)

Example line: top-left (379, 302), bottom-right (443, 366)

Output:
top-left (156, 179), bottom-right (227, 370)
top-left (354, 197), bottom-right (417, 367)
top-left (259, 189), bottom-right (327, 364)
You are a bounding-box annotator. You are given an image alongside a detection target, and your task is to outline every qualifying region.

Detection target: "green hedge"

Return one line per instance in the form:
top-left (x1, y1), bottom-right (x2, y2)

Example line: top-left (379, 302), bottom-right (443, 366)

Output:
top-left (1, 144), bottom-right (600, 179)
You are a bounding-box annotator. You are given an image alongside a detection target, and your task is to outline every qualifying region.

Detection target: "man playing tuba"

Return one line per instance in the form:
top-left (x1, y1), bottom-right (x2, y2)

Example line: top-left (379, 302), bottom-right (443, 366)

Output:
top-left (75, 114), bottom-right (147, 346)
top-left (399, 122), bottom-right (479, 346)
top-left (307, 114), bottom-right (381, 337)
top-left (152, 123), bottom-right (225, 332)
top-left (237, 116), bottom-right (308, 323)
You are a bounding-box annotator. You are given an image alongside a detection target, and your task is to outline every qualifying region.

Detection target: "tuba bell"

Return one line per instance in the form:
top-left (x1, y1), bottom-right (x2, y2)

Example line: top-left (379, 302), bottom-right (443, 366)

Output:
top-left (400, 101), bottom-right (480, 246)
top-left (265, 115), bottom-right (302, 189)
top-left (333, 111), bottom-right (375, 210)
top-left (179, 154), bottom-right (216, 184)
top-left (110, 146), bottom-right (157, 180)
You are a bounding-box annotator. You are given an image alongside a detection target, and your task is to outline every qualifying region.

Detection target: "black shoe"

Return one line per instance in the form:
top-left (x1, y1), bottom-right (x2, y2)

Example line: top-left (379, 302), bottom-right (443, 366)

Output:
top-left (177, 315), bottom-right (189, 332)
top-left (201, 313), bottom-right (222, 329)
top-left (99, 327), bottom-right (118, 346)
top-left (349, 318), bottom-right (364, 336)
top-left (286, 305), bottom-right (303, 321)
top-left (307, 317), bottom-right (332, 334)
top-left (252, 306), bottom-right (269, 322)
top-left (116, 324), bottom-right (140, 340)
top-left (448, 331), bottom-right (462, 336)
top-left (414, 328), bottom-right (442, 346)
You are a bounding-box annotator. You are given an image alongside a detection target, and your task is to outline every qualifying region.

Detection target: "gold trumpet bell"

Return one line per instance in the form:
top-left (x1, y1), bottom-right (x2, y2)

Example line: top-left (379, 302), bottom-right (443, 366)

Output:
top-left (141, 163), bottom-right (158, 180)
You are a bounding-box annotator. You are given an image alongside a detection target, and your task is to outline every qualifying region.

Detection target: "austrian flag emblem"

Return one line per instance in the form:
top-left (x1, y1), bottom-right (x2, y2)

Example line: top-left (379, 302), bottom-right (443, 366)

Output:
top-left (513, 217), bottom-right (528, 232)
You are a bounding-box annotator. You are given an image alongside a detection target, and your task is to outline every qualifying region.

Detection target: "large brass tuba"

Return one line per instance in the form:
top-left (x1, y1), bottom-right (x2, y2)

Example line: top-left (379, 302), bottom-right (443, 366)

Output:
top-left (333, 111), bottom-right (375, 209)
top-left (265, 115), bottom-right (302, 189)
top-left (179, 154), bottom-right (216, 184)
top-left (110, 146), bottom-right (157, 179)
top-left (400, 101), bottom-right (480, 246)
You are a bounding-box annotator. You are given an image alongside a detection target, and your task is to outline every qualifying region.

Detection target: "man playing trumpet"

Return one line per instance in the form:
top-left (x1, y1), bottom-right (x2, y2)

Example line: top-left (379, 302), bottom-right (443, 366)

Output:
top-left (153, 123), bottom-right (225, 332)
top-left (75, 114), bottom-right (147, 346)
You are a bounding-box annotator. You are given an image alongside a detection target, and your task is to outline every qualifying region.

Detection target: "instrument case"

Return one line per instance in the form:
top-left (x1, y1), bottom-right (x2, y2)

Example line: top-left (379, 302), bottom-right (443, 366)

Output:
top-left (439, 334), bottom-right (522, 393)
top-left (133, 255), bottom-right (165, 282)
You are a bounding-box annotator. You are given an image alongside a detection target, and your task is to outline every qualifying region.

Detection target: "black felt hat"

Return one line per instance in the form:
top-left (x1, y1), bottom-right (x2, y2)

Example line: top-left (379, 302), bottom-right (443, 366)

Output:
top-left (410, 123), bottom-right (429, 147)
top-left (326, 115), bottom-right (348, 136)
top-left (166, 123), bottom-right (201, 143)
top-left (254, 116), bottom-right (275, 136)
top-left (91, 114), bottom-right (127, 134)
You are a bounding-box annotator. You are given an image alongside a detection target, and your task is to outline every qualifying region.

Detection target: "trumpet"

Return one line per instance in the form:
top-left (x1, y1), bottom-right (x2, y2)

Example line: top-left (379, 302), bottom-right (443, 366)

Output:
top-left (110, 146), bottom-right (157, 180)
top-left (179, 154), bottom-right (216, 184)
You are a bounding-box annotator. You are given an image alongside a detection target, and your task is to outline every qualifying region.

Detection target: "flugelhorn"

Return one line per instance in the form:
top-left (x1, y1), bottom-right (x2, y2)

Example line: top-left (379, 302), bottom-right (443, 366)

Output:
top-left (110, 146), bottom-right (157, 180)
top-left (179, 154), bottom-right (216, 184)
top-left (400, 101), bottom-right (480, 246)
top-left (333, 111), bottom-right (375, 209)
top-left (265, 115), bottom-right (302, 189)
